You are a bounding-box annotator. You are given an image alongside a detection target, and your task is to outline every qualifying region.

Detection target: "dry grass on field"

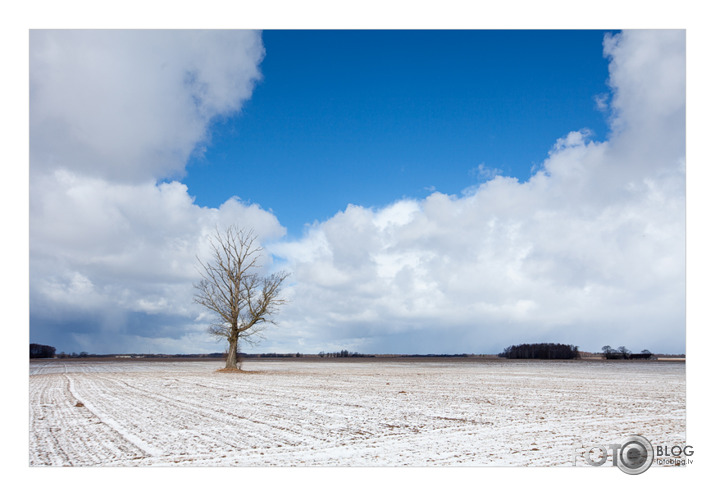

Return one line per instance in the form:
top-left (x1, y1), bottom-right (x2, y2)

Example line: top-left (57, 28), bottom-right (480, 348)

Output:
top-left (214, 367), bottom-right (263, 374)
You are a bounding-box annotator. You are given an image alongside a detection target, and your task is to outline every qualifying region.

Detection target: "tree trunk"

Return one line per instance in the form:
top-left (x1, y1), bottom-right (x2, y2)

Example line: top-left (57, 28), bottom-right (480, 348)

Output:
top-left (225, 338), bottom-right (238, 369)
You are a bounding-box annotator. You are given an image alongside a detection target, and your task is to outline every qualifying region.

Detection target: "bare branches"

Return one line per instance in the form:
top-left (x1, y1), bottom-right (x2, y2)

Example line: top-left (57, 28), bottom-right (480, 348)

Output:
top-left (194, 226), bottom-right (289, 369)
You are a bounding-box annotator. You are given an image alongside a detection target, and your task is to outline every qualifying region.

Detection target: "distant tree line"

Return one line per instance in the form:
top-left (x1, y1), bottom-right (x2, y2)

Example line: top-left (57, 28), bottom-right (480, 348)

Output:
top-left (601, 346), bottom-right (653, 360)
top-left (30, 343), bottom-right (56, 359)
top-left (56, 351), bottom-right (89, 358)
top-left (252, 352), bottom-right (304, 358)
top-left (318, 350), bottom-right (372, 358)
top-left (404, 353), bottom-right (472, 358)
top-left (499, 343), bottom-right (580, 359)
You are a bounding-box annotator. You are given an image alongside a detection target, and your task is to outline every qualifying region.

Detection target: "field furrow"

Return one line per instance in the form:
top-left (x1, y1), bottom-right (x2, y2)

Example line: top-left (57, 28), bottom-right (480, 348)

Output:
top-left (29, 359), bottom-right (685, 466)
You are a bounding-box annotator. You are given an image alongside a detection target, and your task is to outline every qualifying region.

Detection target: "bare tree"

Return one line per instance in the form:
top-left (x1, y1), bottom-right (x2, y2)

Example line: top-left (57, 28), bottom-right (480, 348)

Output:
top-left (194, 227), bottom-right (289, 370)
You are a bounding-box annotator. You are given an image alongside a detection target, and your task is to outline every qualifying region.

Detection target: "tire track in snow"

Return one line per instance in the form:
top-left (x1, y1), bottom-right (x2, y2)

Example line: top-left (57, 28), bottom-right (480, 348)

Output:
top-left (30, 373), bottom-right (146, 465)
top-left (101, 375), bottom-right (318, 449)
top-left (65, 374), bottom-right (162, 458)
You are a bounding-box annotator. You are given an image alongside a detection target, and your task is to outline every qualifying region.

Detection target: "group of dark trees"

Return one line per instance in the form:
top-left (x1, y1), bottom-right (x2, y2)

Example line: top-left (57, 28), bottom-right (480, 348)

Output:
top-left (499, 343), bottom-right (580, 359)
top-left (31, 345), bottom-right (92, 359)
top-left (318, 350), bottom-right (371, 358)
top-left (497, 343), bottom-right (654, 360)
top-left (30, 343), bottom-right (56, 359)
top-left (56, 351), bottom-right (89, 359)
top-left (601, 346), bottom-right (653, 359)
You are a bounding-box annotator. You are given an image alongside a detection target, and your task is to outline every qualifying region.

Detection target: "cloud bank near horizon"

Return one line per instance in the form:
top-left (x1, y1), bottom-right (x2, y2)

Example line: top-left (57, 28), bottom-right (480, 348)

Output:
top-left (30, 30), bottom-right (685, 355)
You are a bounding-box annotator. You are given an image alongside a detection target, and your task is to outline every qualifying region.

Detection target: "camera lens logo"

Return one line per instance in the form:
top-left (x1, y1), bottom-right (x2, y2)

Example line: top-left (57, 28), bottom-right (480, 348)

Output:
top-left (617, 435), bottom-right (654, 475)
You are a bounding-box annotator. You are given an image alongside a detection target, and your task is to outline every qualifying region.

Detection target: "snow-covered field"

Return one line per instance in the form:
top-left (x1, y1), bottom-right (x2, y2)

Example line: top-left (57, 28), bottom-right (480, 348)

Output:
top-left (29, 358), bottom-right (685, 467)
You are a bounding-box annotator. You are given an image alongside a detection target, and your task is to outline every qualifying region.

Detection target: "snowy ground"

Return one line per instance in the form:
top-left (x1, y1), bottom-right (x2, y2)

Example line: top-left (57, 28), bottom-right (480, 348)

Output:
top-left (29, 358), bottom-right (685, 467)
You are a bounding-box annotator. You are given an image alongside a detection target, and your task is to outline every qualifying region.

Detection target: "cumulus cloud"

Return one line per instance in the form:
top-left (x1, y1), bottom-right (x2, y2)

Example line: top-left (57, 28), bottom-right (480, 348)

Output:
top-left (30, 30), bottom-right (264, 183)
top-left (30, 30), bottom-right (282, 353)
top-left (270, 30), bottom-right (685, 354)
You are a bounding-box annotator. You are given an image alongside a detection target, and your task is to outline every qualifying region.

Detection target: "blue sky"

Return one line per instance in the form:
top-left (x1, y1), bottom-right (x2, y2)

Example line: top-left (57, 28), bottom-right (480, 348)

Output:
top-left (185, 30), bottom-right (611, 236)
top-left (29, 29), bottom-right (685, 355)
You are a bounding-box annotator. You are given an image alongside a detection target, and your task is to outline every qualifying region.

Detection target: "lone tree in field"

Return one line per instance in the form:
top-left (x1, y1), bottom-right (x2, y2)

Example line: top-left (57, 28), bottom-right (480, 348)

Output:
top-left (194, 227), bottom-right (288, 370)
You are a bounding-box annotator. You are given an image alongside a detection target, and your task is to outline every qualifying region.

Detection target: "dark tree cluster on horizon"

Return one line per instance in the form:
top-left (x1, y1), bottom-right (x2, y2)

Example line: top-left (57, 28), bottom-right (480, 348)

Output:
top-left (318, 350), bottom-right (372, 358)
top-left (56, 351), bottom-right (89, 359)
top-left (30, 343), bottom-right (56, 359)
top-left (602, 345), bottom-right (653, 359)
top-left (499, 343), bottom-right (580, 360)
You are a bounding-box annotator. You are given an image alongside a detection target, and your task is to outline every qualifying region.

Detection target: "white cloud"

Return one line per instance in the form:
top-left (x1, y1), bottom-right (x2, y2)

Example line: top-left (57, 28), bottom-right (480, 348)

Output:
top-left (468, 163), bottom-right (503, 181)
top-left (269, 30), bottom-right (685, 354)
top-left (30, 30), bottom-right (264, 183)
